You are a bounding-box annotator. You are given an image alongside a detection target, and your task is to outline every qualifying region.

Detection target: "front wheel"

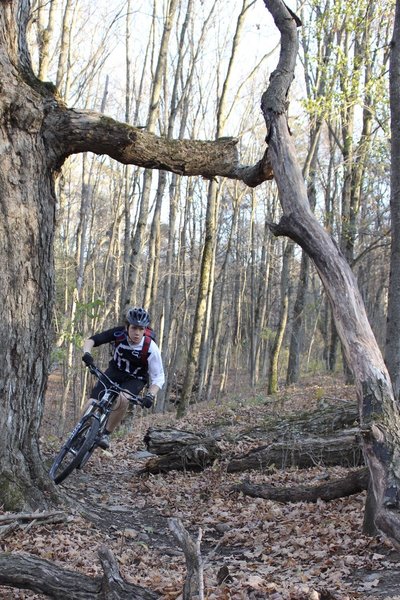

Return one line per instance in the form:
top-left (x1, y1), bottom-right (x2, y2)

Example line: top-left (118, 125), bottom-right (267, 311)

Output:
top-left (49, 413), bottom-right (100, 484)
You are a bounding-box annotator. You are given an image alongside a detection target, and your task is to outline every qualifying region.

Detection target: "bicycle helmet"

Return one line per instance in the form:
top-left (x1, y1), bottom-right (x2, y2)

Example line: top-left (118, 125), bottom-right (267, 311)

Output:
top-left (126, 307), bottom-right (150, 328)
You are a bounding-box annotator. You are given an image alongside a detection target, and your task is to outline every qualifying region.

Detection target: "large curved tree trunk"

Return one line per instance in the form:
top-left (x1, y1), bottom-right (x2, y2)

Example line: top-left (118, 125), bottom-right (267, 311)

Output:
top-left (263, 0), bottom-right (400, 545)
top-left (0, 0), bottom-right (271, 510)
top-left (0, 2), bottom-right (58, 509)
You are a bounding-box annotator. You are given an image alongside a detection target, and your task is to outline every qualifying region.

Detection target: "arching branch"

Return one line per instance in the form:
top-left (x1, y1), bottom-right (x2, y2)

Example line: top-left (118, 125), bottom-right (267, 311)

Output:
top-left (43, 108), bottom-right (273, 187)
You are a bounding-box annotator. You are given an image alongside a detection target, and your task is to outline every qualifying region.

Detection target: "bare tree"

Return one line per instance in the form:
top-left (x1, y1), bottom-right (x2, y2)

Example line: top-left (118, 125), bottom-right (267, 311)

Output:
top-left (178, 0), bottom-right (257, 415)
top-left (385, 0), bottom-right (400, 401)
top-left (268, 240), bottom-right (292, 394)
top-left (263, 0), bottom-right (400, 545)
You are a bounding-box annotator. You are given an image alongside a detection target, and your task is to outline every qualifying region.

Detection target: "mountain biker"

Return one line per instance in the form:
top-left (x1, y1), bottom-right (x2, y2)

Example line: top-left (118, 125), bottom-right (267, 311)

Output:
top-left (81, 307), bottom-right (165, 450)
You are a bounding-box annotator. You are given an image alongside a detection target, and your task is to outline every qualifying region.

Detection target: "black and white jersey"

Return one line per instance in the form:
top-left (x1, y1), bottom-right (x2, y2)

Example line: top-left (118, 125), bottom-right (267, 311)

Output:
top-left (90, 327), bottom-right (165, 387)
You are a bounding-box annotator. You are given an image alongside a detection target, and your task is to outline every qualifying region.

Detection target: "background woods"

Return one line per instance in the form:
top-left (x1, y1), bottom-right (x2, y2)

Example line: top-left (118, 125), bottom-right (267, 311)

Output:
top-left (2, 0), bottom-right (400, 596)
top-left (31, 0), bottom-right (393, 420)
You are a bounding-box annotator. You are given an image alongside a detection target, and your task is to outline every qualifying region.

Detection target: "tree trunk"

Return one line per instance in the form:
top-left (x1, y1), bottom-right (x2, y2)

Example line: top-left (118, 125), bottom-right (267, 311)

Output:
top-left (142, 427), bottom-right (221, 473)
top-left (178, 180), bottom-right (218, 416)
top-left (227, 429), bottom-right (364, 472)
top-left (385, 0), bottom-right (400, 402)
top-left (263, 0), bottom-right (400, 545)
top-left (124, 0), bottom-right (179, 307)
top-left (0, 3), bottom-right (59, 509)
top-left (268, 240), bottom-right (292, 394)
top-left (286, 251), bottom-right (309, 385)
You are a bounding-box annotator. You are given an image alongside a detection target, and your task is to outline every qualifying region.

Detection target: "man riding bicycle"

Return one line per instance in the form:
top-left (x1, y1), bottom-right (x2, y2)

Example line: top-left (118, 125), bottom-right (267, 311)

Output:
top-left (81, 307), bottom-right (165, 449)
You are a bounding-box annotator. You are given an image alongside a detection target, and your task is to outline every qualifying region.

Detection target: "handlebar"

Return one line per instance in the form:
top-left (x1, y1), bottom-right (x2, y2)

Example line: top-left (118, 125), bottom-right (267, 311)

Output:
top-left (86, 363), bottom-right (143, 406)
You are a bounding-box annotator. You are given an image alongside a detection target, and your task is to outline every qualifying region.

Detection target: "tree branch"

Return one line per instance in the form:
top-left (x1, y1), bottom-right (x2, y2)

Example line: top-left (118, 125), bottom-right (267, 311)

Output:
top-left (0, 546), bottom-right (159, 599)
top-left (168, 518), bottom-right (204, 600)
top-left (43, 108), bottom-right (273, 187)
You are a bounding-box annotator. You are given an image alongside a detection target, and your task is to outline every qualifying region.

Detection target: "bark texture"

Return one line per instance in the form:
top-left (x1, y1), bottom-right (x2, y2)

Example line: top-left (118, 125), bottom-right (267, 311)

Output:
top-left (43, 109), bottom-right (273, 186)
top-left (142, 427), bottom-right (221, 473)
top-left (234, 467), bottom-right (369, 502)
top-left (0, 1), bottom-right (59, 509)
top-left (0, 546), bottom-right (159, 599)
top-left (385, 0), bottom-right (400, 400)
top-left (227, 429), bottom-right (364, 472)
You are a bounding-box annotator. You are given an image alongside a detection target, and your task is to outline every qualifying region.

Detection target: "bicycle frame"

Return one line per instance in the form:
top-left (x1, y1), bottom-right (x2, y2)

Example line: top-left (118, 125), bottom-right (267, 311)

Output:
top-left (49, 363), bottom-right (142, 484)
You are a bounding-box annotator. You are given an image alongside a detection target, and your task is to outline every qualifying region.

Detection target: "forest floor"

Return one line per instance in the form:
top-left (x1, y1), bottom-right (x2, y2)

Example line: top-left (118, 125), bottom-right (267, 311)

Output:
top-left (1, 373), bottom-right (400, 599)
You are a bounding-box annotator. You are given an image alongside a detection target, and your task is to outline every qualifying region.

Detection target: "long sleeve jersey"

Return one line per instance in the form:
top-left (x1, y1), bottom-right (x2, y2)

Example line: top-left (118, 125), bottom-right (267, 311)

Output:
top-left (90, 327), bottom-right (165, 388)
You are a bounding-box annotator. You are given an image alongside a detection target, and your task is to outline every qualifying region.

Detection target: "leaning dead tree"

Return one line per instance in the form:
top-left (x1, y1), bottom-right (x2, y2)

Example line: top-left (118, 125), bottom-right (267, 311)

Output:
top-left (262, 0), bottom-right (400, 544)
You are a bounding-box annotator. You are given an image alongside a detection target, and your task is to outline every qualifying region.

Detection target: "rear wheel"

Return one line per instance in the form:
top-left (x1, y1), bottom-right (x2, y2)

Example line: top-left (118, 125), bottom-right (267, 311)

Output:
top-left (49, 414), bottom-right (100, 484)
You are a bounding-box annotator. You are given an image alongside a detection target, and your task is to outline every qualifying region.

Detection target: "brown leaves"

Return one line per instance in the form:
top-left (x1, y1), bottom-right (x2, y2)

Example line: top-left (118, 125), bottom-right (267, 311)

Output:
top-left (2, 375), bottom-right (397, 599)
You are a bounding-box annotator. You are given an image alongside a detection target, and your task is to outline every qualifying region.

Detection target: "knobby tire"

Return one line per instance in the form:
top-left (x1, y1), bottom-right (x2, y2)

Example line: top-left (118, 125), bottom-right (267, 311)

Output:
top-left (49, 414), bottom-right (100, 484)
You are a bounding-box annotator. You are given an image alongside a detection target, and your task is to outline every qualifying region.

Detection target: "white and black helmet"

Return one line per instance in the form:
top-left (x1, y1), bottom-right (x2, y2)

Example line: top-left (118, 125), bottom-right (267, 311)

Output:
top-left (126, 307), bottom-right (150, 327)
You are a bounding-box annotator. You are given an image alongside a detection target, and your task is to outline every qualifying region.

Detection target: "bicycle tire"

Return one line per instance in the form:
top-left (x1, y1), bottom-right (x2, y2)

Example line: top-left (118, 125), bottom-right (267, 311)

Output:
top-left (49, 414), bottom-right (100, 484)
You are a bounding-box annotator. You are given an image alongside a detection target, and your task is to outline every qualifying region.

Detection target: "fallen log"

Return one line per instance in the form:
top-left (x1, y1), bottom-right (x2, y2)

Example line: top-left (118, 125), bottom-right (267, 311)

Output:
top-left (227, 428), bottom-right (363, 472)
top-left (0, 545), bottom-right (159, 599)
top-left (0, 510), bottom-right (66, 524)
top-left (142, 427), bottom-right (221, 474)
top-left (233, 467), bottom-right (369, 502)
top-left (238, 401), bottom-right (359, 443)
top-left (0, 510), bottom-right (69, 539)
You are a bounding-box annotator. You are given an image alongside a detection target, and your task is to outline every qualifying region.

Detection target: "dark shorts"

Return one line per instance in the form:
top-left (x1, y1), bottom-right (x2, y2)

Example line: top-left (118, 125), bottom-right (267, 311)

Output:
top-left (90, 365), bottom-right (146, 400)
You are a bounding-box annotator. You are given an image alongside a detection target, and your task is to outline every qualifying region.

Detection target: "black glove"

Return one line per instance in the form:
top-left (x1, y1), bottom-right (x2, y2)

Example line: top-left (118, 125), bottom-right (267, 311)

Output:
top-left (142, 393), bottom-right (155, 409)
top-left (82, 352), bottom-right (94, 367)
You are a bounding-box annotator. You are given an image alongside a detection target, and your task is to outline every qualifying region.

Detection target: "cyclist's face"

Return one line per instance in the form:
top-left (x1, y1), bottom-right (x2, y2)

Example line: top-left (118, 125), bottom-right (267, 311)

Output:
top-left (128, 325), bottom-right (145, 344)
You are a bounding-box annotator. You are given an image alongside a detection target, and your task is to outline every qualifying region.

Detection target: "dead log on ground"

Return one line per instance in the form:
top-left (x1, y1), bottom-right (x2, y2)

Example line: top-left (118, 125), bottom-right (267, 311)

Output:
top-left (234, 467), bottom-right (369, 502)
top-left (0, 510), bottom-right (66, 524)
top-left (142, 427), bottom-right (221, 474)
top-left (0, 545), bottom-right (159, 599)
top-left (227, 428), bottom-right (363, 472)
top-left (0, 510), bottom-right (69, 539)
top-left (237, 401), bottom-right (359, 443)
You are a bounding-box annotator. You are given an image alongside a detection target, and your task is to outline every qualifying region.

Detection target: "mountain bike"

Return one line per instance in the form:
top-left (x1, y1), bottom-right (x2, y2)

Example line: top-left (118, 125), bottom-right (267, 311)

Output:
top-left (49, 363), bottom-right (142, 484)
